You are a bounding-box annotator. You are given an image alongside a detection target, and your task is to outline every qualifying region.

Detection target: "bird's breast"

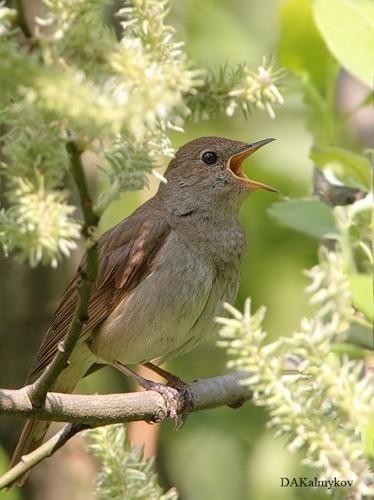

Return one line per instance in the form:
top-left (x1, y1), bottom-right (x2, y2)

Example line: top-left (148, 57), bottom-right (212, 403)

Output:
top-left (90, 221), bottom-right (245, 365)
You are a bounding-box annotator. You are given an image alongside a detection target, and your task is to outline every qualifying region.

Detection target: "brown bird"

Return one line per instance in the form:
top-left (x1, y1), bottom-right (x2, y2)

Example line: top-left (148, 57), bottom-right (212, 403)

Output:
top-left (11, 136), bottom-right (277, 478)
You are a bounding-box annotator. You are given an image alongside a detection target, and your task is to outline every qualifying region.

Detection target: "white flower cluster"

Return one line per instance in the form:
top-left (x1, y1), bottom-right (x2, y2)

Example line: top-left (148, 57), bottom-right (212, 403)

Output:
top-left (217, 249), bottom-right (374, 498)
top-left (188, 59), bottom-right (284, 121)
top-left (3, 175), bottom-right (80, 267)
top-left (0, 4), bottom-right (15, 36)
top-left (110, 0), bottom-right (199, 133)
top-left (304, 249), bottom-right (354, 333)
top-left (228, 57), bottom-right (284, 119)
top-left (39, 0), bottom-right (198, 140)
top-left (86, 425), bottom-right (178, 500)
top-left (0, 112), bottom-right (81, 266)
top-left (96, 130), bottom-right (174, 213)
top-left (42, 0), bottom-right (116, 73)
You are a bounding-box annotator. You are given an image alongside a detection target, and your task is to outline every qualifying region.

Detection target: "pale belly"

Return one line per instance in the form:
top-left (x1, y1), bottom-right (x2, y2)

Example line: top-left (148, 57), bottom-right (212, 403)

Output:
top-left (89, 233), bottom-right (240, 366)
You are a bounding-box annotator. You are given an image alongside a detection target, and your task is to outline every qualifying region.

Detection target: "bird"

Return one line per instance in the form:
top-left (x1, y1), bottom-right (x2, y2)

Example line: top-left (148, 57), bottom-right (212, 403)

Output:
top-left (11, 135), bottom-right (277, 480)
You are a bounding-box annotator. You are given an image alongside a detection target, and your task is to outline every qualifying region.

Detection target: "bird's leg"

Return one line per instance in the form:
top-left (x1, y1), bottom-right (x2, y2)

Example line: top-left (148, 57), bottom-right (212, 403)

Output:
top-left (113, 361), bottom-right (191, 427)
top-left (143, 362), bottom-right (193, 425)
top-left (143, 362), bottom-right (185, 386)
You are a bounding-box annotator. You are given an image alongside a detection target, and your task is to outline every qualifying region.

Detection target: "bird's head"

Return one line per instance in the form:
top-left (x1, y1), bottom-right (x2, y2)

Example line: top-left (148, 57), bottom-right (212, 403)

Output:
top-left (159, 136), bottom-right (278, 213)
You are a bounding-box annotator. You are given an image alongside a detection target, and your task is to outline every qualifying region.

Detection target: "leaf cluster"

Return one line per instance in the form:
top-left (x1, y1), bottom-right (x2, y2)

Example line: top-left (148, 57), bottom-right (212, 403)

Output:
top-left (86, 425), bottom-right (178, 500)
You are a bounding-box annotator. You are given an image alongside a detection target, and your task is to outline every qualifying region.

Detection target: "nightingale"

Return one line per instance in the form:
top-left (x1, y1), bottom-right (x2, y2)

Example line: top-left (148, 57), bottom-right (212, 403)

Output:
top-left (11, 136), bottom-right (277, 478)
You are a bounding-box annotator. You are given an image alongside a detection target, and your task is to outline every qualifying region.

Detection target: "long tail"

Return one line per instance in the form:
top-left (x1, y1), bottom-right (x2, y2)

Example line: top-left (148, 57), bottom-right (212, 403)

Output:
top-left (9, 420), bottom-right (50, 486)
top-left (9, 343), bottom-right (96, 487)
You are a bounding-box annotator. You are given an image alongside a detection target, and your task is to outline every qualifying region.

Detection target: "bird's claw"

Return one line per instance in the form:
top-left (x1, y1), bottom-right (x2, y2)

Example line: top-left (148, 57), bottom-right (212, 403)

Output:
top-left (151, 383), bottom-right (180, 420)
top-left (143, 380), bottom-right (193, 428)
top-left (113, 361), bottom-right (193, 427)
top-left (167, 379), bottom-right (193, 429)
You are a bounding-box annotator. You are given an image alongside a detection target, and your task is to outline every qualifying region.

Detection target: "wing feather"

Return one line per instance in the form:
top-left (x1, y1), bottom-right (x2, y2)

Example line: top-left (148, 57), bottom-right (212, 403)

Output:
top-left (27, 200), bottom-right (170, 382)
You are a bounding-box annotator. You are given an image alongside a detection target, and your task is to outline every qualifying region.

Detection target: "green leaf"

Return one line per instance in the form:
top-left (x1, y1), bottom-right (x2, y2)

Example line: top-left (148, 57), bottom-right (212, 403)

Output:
top-left (268, 198), bottom-right (339, 239)
top-left (279, 0), bottom-right (329, 93)
top-left (349, 273), bottom-right (374, 321)
top-left (312, 0), bottom-right (374, 87)
top-left (345, 322), bottom-right (374, 350)
top-left (332, 342), bottom-right (368, 359)
top-left (310, 146), bottom-right (372, 189)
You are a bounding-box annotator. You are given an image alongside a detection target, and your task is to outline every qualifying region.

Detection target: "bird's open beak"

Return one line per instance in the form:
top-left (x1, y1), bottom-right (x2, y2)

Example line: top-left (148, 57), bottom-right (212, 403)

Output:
top-left (227, 138), bottom-right (278, 192)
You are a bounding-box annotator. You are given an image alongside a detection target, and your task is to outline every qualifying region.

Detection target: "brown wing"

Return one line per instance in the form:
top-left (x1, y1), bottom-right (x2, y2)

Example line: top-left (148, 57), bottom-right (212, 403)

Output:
top-left (27, 199), bottom-right (170, 382)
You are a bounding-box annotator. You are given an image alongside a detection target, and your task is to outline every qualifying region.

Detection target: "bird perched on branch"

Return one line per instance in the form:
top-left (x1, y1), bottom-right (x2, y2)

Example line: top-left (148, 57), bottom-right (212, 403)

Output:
top-left (11, 136), bottom-right (277, 480)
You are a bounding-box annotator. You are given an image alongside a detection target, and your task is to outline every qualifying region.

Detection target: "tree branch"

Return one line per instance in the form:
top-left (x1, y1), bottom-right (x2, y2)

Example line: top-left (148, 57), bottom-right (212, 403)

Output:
top-left (1, 372), bottom-right (251, 425)
top-left (0, 423), bottom-right (88, 490)
top-left (0, 371), bottom-right (251, 487)
top-left (26, 141), bottom-right (99, 408)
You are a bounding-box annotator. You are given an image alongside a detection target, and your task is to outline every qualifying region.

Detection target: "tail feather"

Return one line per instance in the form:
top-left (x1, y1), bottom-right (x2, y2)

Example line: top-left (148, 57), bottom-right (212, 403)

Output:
top-left (9, 342), bottom-right (97, 487)
top-left (9, 420), bottom-right (50, 486)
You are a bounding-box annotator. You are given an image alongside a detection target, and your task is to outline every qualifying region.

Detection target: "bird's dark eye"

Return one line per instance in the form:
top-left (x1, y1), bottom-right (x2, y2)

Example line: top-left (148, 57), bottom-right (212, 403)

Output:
top-left (201, 151), bottom-right (218, 165)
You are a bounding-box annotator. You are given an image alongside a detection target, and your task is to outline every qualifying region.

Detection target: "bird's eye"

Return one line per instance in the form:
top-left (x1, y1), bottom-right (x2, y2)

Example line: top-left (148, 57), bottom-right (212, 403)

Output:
top-left (201, 151), bottom-right (218, 165)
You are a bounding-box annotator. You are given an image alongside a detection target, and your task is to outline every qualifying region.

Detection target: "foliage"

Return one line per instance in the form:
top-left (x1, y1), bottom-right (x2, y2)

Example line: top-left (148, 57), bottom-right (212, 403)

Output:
top-left (268, 198), bottom-right (339, 239)
top-left (86, 425), bottom-right (178, 500)
top-left (275, 0), bottom-right (373, 328)
top-left (218, 1), bottom-right (373, 498)
top-left (310, 147), bottom-right (372, 190)
top-left (188, 58), bottom-right (284, 120)
top-left (312, 0), bottom-right (374, 88)
top-left (218, 247), bottom-right (374, 498)
top-left (279, 0), bottom-right (329, 93)
top-left (0, 0), bottom-right (284, 266)
top-left (0, 174), bottom-right (80, 267)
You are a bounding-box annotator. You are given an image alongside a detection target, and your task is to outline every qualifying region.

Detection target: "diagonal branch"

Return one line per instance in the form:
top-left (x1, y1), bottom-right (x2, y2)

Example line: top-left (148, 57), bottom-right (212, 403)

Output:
top-left (27, 141), bottom-right (99, 408)
top-left (0, 372), bottom-right (251, 488)
top-left (0, 423), bottom-right (88, 490)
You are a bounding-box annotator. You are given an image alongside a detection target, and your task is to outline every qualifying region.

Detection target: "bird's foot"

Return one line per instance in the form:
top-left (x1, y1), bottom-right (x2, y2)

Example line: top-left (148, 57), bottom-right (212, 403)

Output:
top-left (169, 380), bottom-right (193, 429)
top-left (143, 362), bottom-right (193, 428)
top-left (114, 361), bottom-right (193, 428)
top-left (140, 381), bottom-right (180, 422)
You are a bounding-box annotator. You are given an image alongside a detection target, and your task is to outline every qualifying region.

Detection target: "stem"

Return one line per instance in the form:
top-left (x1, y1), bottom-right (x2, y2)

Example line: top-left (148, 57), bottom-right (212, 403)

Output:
top-left (0, 423), bottom-right (88, 490)
top-left (324, 57), bottom-right (338, 145)
top-left (15, 0), bottom-right (32, 39)
top-left (66, 141), bottom-right (100, 234)
top-left (27, 141), bottom-right (99, 408)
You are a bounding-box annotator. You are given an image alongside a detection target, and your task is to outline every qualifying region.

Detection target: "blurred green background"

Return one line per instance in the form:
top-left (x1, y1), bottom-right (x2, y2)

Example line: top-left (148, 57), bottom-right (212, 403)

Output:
top-left (1, 0), bottom-right (371, 499)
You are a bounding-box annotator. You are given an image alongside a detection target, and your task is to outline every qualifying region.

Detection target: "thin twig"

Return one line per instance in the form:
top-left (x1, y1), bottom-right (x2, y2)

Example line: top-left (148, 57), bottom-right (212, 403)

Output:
top-left (0, 372), bottom-right (251, 488)
top-left (313, 167), bottom-right (367, 207)
top-left (27, 141), bottom-right (99, 408)
top-left (0, 423), bottom-right (89, 490)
